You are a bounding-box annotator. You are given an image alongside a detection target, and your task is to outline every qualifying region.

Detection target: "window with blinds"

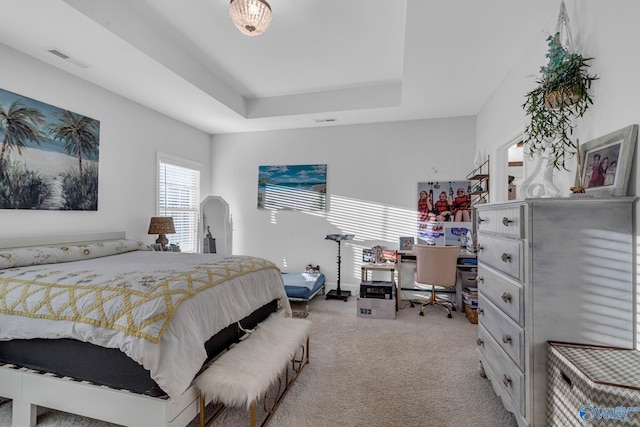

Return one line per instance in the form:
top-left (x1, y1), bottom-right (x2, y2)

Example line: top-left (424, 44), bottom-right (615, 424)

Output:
top-left (158, 155), bottom-right (200, 253)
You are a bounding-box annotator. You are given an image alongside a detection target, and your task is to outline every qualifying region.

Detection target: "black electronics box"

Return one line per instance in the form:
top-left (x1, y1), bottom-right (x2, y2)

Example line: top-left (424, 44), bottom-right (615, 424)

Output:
top-left (360, 281), bottom-right (394, 300)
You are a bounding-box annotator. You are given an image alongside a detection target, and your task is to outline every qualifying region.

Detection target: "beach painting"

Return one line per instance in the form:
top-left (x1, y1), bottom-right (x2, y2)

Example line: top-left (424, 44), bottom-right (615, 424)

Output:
top-left (0, 88), bottom-right (100, 210)
top-left (258, 164), bottom-right (327, 211)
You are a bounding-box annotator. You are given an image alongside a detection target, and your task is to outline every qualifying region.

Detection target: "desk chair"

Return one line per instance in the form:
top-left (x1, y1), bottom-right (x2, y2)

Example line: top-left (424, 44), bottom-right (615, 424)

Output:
top-left (410, 244), bottom-right (460, 318)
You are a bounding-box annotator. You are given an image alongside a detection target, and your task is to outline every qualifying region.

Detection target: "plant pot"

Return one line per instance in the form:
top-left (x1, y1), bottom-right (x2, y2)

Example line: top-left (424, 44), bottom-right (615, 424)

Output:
top-left (544, 87), bottom-right (582, 109)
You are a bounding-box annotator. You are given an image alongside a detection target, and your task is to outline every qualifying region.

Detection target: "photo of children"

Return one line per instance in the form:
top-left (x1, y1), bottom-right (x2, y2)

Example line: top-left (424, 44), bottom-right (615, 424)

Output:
top-left (583, 143), bottom-right (621, 188)
top-left (452, 187), bottom-right (471, 222)
top-left (416, 181), bottom-right (472, 246)
top-left (417, 190), bottom-right (432, 222)
top-left (433, 191), bottom-right (452, 221)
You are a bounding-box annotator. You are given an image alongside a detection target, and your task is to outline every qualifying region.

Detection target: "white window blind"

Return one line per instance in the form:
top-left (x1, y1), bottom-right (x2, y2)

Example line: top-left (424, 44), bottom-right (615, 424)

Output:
top-left (158, 156), bottom-right (200, 253)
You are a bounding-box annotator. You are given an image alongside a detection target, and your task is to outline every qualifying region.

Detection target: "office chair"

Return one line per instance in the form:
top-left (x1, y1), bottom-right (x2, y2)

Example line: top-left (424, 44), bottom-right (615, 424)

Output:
top-left (409, 244), bottom-right (460, 318)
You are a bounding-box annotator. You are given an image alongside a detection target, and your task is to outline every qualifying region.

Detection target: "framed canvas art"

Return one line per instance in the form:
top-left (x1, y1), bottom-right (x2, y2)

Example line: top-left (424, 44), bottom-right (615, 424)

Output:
top-left (398, 236), bottom-right (414, 251)
top-left (257, 164), bottom-right (327, 211)
top-left (0, 88), bottom-right (100, 210)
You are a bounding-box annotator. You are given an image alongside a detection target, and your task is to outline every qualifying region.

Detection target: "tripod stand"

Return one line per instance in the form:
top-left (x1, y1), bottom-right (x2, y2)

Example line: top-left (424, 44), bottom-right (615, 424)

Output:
top-left (325, 234), bottom-right (354, 301)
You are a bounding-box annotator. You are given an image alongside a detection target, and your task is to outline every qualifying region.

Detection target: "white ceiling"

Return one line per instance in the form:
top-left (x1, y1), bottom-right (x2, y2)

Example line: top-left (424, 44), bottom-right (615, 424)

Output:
top-left (0, 0), bottom-right (559, 135)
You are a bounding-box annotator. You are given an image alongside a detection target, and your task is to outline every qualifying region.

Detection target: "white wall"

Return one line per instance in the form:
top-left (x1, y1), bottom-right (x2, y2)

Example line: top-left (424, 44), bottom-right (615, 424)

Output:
top-left (210, 117), bottom-right (476, 292)
top-left (0, 44), bottom-right (211, 243)
top-left (478, 0), bottom-right (640, 200)
top-left (477, 0), bottom-right (640, 346)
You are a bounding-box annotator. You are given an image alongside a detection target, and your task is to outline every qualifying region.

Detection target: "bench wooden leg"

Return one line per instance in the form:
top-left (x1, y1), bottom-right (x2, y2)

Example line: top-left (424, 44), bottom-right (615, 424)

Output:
top-left (199, 395), bottom-right (206, 427)
top-left (249, 400), bottom-right (257, 427)
top-left (199, 395), bottom-right (226, 427)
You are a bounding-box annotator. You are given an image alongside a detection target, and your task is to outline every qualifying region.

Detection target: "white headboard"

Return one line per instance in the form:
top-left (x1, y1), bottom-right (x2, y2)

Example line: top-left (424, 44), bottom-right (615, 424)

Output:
top-left (0, 231), bottom-right (126, 250)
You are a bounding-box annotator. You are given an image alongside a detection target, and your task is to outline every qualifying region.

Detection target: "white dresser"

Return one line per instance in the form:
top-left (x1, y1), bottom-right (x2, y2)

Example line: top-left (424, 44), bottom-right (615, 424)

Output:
top-left (475, 198), bottom-right (634, 427)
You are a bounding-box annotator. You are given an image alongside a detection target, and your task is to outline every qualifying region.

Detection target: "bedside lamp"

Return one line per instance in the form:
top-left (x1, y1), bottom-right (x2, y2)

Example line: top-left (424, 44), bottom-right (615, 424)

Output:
top-left (148, 216), bottom-right (175, 250)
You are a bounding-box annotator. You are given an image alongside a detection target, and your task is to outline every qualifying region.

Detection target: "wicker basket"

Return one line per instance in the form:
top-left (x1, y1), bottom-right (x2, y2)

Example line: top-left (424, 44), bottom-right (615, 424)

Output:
top-left (465, 304), bottom-right (478, 324)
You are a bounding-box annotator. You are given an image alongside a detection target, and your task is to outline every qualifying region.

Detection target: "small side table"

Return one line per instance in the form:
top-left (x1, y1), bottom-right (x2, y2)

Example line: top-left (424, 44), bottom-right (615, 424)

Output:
top-left (360, 263), bottom-right (398, 310)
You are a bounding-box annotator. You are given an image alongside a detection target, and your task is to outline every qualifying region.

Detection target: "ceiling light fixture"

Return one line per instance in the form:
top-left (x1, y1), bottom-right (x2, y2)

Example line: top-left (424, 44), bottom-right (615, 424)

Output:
top-left (229, 0), bottom-right (272, 36)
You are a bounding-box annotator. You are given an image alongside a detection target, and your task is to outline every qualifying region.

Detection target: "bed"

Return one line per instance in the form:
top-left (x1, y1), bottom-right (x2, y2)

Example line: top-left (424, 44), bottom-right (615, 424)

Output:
top-left (0, 231), bottom-right (290, 427)
top-left (282, 272), bottom-right (325, 312)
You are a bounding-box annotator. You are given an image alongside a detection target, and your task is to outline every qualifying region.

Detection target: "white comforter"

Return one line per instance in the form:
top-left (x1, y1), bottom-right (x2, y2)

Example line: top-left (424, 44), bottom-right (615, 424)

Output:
top-left (0, 250), bottom-right (291, 399)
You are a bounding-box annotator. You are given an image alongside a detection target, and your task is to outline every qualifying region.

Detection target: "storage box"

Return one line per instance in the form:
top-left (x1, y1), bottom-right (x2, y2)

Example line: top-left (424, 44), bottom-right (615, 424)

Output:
top-left (455, 268), bottom-right (477, 311)
top-left (357, 295), bottom-right (395, 319)
top-left (458, 269), bottom-right (477, 287)
top-left (547, 341), bottom-right (640, 427)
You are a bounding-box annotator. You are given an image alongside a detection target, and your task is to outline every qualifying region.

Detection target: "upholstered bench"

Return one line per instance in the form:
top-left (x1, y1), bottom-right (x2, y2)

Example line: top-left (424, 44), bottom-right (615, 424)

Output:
top-left (195, 315), bottom-right (311, 427)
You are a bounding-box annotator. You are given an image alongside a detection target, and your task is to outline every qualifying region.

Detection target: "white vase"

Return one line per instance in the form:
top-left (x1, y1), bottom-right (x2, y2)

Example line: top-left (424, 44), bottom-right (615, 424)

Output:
top-left (520, 150), bottom-right (560, 198)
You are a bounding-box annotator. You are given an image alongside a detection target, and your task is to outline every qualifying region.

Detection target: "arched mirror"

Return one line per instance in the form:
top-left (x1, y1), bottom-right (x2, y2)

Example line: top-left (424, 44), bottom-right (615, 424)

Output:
top-left (199, 196), bottom-right (232, 255)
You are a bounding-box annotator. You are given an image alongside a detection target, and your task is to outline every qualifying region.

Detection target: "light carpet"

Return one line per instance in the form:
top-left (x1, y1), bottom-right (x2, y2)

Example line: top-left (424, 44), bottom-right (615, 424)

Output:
top-left (0, 298), bottom-right (517, 427)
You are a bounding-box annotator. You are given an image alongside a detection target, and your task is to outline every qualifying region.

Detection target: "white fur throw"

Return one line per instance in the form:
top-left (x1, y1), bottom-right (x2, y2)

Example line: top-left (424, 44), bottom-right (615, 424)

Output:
top-left (195, 315), bottom-right (311, 409)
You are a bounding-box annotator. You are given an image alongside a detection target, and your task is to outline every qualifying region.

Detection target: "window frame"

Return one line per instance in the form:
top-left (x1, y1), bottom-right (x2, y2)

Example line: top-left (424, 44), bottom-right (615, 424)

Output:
top-left (156, 153), bottom-right (201, 253)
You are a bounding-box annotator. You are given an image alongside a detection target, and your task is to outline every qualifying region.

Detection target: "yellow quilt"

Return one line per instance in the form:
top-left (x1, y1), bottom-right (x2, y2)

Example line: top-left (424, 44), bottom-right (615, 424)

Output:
top-left (0, 253), bottom-right (277, 343)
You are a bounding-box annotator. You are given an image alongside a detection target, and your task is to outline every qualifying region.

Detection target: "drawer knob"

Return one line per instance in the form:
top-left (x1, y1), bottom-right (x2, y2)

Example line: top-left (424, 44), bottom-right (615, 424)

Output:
top-left (502, 334), bottom-right (512, 344)
top-left (502, 217), bottom-right (513, 226)
top-left (478, 216), bottom-right (486, 223)
top-left (501, 292), bottom-right (512, 303)
top-left (477, 245), bottom-right (484, 252)
top-left (476, 276), bottom-right (484, 283)
top-left (502, 374), bottom-right (512, 388)
top-left (478, 308), bottom-right (484, 315)
top-left (476, 338), bottom-right (484, 347)
top-left (501, 253), bottom-right (511, 263)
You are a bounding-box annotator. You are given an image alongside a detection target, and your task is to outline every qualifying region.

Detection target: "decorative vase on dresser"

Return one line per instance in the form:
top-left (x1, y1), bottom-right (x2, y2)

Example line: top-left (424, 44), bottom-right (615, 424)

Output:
top-left (475, 198), bottom-right (634, 427)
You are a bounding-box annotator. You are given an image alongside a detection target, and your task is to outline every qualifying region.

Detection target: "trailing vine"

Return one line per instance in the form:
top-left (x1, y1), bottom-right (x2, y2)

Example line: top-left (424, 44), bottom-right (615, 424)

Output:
top-left (522, 33), bottom-right (598, 170)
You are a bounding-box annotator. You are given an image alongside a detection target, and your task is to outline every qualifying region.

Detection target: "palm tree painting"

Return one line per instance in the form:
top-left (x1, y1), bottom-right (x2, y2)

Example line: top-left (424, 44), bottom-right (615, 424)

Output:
top-left (0, 88), bottom-right (100, 210)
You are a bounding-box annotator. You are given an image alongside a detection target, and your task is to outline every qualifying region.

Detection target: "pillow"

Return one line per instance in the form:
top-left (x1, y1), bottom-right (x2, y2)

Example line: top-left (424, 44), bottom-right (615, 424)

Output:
top-left (0, 239), bottom-right (146, 270)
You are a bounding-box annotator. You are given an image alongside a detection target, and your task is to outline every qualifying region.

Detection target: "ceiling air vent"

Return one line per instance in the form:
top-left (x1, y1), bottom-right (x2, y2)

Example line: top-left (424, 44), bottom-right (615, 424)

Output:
top-left (48, 49), bottom-right (71, 59)
top-left (46, 48), bottom-right (91, 69)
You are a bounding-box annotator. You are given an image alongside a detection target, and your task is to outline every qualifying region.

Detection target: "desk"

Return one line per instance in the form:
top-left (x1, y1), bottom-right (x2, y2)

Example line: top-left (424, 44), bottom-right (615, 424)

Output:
top-left (360, 263), bottom-right (398, 310)
top-left (397, 249), bottom-right (476, 311)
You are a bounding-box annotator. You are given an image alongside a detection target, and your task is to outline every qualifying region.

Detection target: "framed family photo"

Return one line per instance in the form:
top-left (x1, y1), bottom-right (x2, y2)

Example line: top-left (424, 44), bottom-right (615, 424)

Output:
top-left (578, 124), bottom-right (638, 197)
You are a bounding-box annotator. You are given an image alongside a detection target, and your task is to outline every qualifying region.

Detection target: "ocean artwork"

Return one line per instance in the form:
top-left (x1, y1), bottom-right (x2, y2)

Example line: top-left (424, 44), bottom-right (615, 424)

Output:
top-left (258, 164), bottom-right (327, 211)
top-left (0, 88), bottom-right (100, 210)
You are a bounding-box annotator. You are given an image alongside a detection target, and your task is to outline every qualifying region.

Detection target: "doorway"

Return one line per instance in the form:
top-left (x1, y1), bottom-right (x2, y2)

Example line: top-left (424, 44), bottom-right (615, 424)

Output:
top-left (508, 141), bottom-right (523, 200)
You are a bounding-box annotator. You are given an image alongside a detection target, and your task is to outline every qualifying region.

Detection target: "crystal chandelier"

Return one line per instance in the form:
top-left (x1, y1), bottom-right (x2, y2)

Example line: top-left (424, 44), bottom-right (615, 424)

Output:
top-left (229, 0), bottom-right (272, 36)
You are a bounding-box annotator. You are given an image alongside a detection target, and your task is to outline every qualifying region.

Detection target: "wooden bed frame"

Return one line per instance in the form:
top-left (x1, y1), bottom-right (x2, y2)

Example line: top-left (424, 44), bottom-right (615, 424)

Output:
top-left (1, 363), bottom-right (200, 427)
top-left (0, 231), bottom-right (279, 427)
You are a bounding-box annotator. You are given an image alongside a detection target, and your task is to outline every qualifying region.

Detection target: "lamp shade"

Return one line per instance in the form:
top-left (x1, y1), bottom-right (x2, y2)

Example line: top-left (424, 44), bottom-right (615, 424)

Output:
top-left (229, 0), bottom-right (272, 36)
top-left (148, 217), bottom-right (175, 235)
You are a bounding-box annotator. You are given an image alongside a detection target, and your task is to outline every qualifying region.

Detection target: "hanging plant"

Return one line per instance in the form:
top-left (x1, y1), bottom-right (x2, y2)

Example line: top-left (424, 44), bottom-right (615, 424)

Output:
top-left (522, 32), bottom-right (598, 170)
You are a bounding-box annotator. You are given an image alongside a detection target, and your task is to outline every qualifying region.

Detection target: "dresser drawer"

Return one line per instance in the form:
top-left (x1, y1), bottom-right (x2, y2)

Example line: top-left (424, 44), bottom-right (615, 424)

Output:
top-left (477, 205), bottom-right (523, 238)
top-left (477, 324), bottom-right (525, 415)
top-left (477, 234), bottom-right (523, 281)
top-left (478, 265), bottom-right (523, 325)
top-left (478, 295), bottom-right (524, 368)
